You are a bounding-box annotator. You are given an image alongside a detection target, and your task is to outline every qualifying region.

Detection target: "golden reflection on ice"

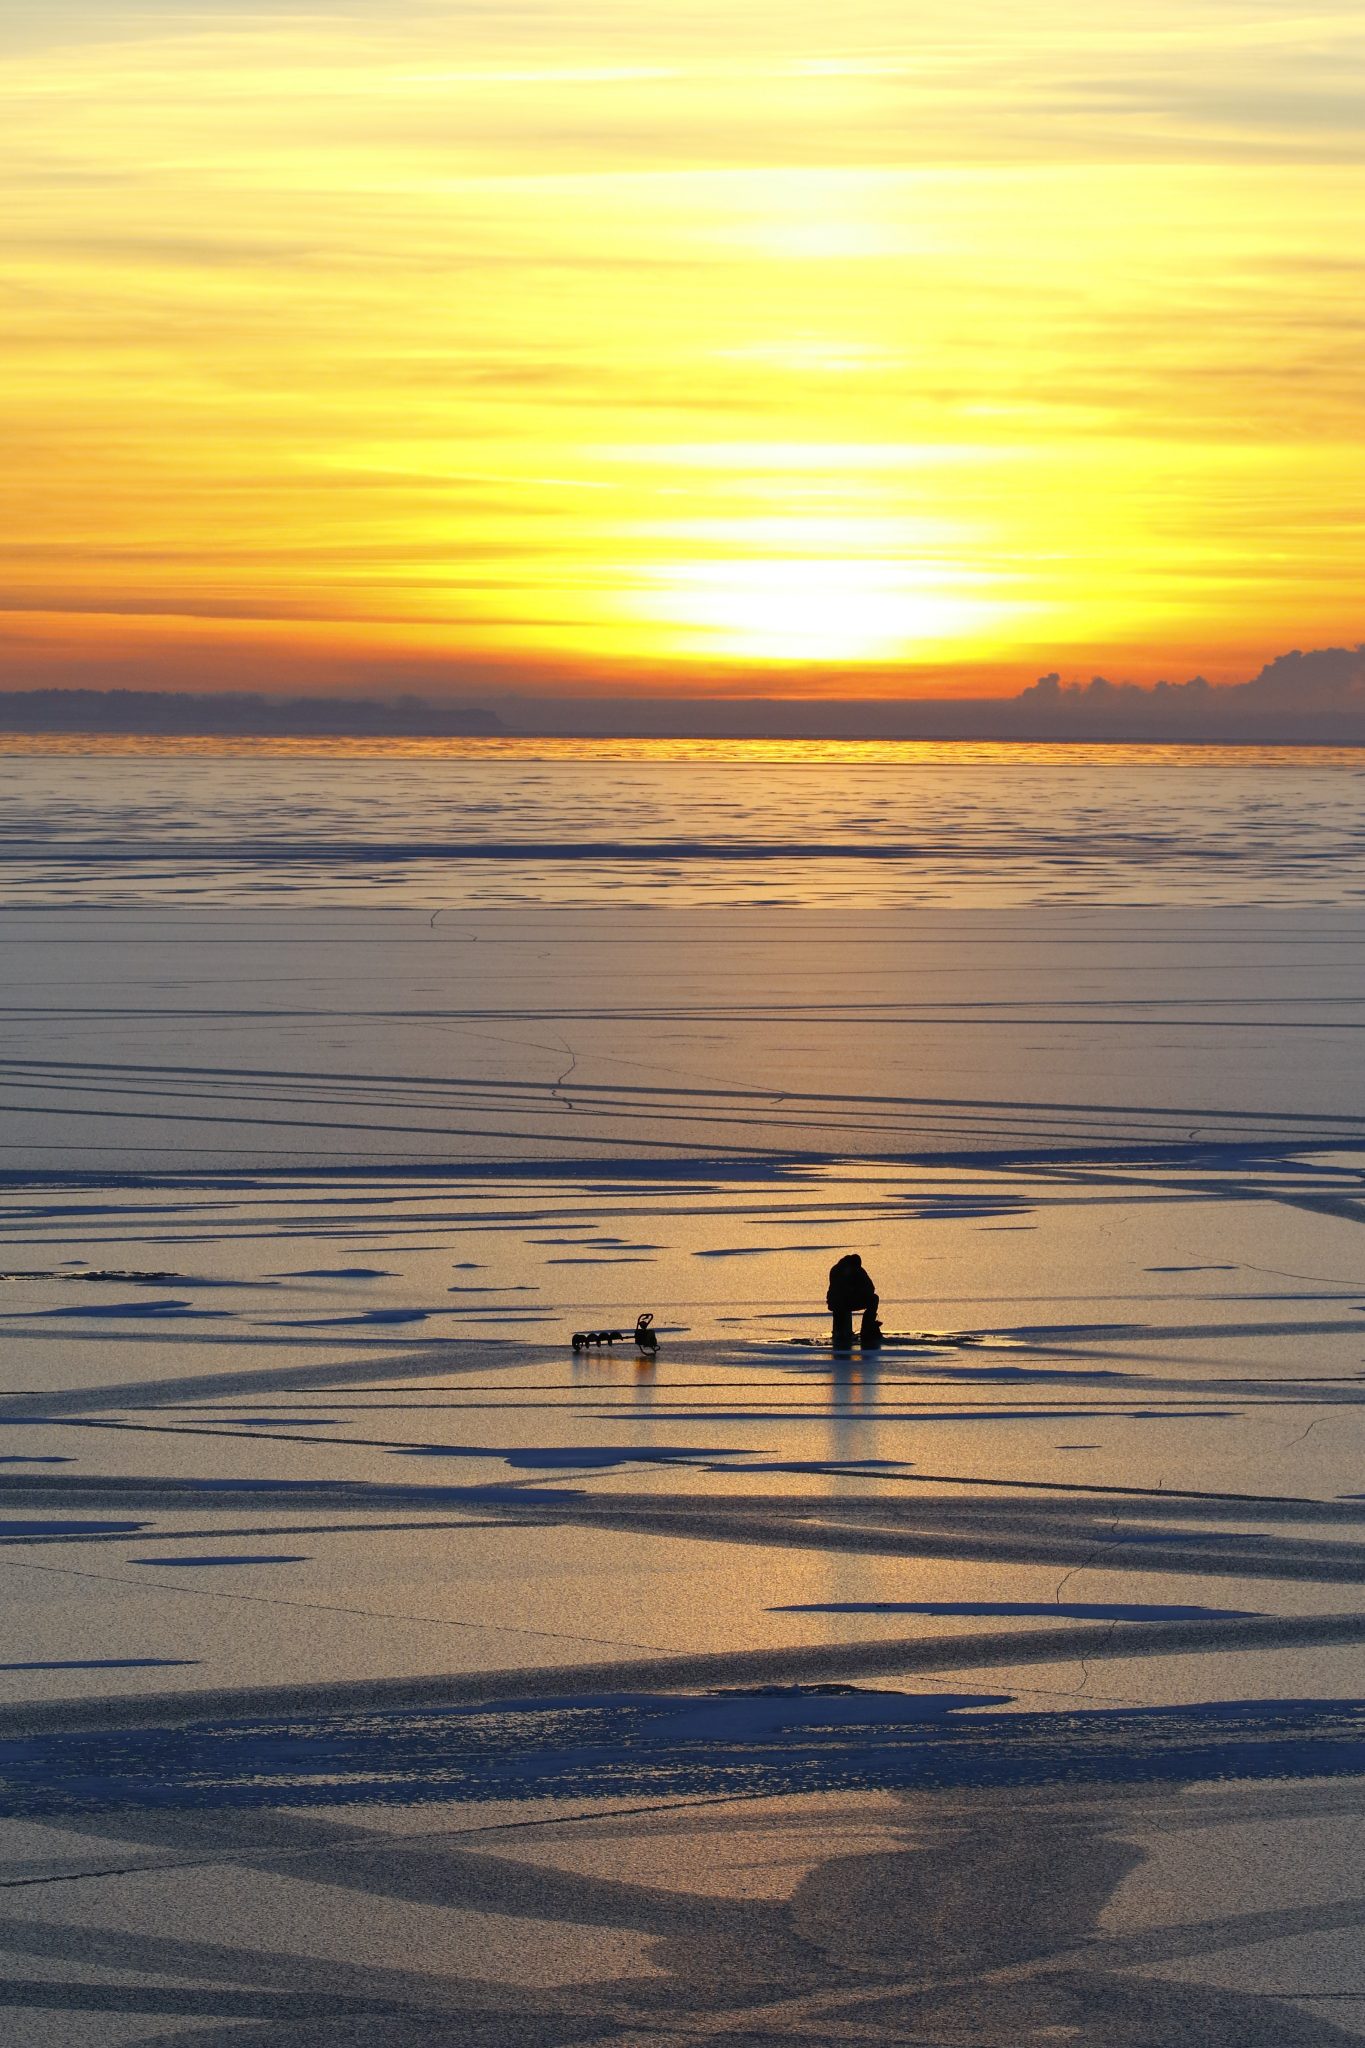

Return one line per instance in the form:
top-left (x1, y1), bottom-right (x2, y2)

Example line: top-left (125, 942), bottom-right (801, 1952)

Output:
top-left (6, 734), bottom-right (1362, 769)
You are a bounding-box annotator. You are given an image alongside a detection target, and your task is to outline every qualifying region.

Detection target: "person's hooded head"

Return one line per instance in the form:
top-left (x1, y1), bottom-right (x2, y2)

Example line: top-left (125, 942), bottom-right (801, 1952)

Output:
top-left (827, 1253), bottom-right (871, 1309)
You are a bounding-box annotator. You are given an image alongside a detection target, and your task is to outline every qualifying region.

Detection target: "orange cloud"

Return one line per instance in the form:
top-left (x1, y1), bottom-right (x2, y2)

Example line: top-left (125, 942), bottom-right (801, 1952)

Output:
top-left (3, 1), bottom-right (1362, 695)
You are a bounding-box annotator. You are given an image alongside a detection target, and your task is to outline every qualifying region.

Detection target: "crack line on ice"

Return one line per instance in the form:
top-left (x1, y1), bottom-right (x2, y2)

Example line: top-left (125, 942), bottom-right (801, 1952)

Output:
top-left (0, 1554), bottom-right (676, 1656)
top-left (0, 1788), bottom-right (783, 1895)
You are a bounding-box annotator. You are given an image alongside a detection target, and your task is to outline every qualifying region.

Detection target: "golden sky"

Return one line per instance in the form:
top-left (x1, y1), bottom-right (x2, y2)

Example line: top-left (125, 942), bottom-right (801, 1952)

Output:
top-left (3, 0), bottom-right (1363, 698)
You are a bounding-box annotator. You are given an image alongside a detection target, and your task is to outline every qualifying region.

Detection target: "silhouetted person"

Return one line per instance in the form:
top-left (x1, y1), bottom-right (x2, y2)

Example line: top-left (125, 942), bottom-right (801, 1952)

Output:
top-left (827, 1253), bottom-right (881, 1348)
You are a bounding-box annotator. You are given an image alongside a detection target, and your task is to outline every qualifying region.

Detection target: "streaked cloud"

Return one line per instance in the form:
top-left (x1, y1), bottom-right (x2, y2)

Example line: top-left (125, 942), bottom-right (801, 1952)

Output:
top-left (1, 0), bottom-right (1361, 692)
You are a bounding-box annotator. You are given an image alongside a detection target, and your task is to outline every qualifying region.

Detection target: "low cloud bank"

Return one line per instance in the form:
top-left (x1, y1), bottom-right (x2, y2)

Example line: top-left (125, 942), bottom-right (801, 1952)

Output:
top-left (504, 646), bottom-right (1365, 739)
top-left (0, 645), bottom-right (1362, 741)
top-left (1010, 645), bottom-right (1365, 742)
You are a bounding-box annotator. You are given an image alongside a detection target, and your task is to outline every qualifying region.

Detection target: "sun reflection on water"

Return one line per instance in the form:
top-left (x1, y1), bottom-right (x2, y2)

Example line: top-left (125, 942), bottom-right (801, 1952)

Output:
top-left (5, 734), bottom-right (1361, 769)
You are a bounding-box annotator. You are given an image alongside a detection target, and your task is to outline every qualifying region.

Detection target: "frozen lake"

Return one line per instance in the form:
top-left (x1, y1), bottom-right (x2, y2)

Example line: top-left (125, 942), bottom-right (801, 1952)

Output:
top-left (1, 743), bottom-right (1364, 2043)
top-left (5, 736), bottom-right (1365, 907)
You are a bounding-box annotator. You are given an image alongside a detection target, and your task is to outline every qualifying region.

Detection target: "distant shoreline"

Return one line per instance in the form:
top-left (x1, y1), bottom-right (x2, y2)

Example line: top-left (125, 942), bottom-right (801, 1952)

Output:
top-left (3, 687), bottom-right (1365, 749)
top-left (3, 647), bottom-right (1365, 744)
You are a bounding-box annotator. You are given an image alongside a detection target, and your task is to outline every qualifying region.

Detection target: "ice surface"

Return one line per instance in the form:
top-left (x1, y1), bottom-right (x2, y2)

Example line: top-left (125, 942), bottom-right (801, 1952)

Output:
top-left (2, 752), bottom-right (1365, 2040)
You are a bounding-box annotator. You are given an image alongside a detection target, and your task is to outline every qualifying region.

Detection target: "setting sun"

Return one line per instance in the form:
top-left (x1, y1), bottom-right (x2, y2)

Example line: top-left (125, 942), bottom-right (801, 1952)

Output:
top-left (2, 2), bottom-right (1362, 700)
top-left (632, 558), bottom-right (1007, 662)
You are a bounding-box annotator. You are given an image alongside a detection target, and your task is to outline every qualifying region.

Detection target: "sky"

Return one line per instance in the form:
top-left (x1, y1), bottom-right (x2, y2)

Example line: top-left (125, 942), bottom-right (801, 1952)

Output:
top-left (2, 0), bottom-right (1363, 701)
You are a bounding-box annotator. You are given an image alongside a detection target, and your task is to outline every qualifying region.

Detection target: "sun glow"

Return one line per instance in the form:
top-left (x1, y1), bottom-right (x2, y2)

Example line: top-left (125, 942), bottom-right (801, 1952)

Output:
top-left (2, 1), bottom-right (1363, 697)
top-left (634, 560), bottom-right (1006, 661)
